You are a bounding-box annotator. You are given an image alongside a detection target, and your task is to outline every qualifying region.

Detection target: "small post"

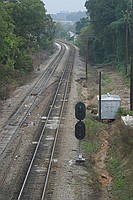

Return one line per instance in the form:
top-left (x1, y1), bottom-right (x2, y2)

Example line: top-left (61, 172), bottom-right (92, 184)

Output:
top-left (76, 140), bottom-right (85, 162)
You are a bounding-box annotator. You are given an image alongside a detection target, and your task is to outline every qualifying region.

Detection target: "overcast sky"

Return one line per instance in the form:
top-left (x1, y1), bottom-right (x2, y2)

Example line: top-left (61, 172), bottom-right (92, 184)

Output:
top-left (42, 0), bottom-right (86, 14)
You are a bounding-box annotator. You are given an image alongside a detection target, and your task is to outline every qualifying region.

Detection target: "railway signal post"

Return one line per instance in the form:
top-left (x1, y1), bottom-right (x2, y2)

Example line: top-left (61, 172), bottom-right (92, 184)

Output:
top-left (75, 102), bottom-right (86, 162)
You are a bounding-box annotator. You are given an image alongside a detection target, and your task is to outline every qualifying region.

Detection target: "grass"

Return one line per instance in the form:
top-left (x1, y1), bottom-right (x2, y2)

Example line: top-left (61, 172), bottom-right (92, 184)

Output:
top-left (77, 86), bottom-right (82, 99)
top-left (117, 107), bottom-right (133, 118)
top-left (106, 157), bottom-right (133, 200)
top-left (102, 74), bottom-right (112, 85)
top-left (85, 114), bottom-right (107, 136)
top-left (81, 113), bottom-right (107, 196)
top-left (101, 74), bottom-right (116, 94)
top-left (84, 111), bottom-right (133, 199)
top-left (80, 63), bottom-right (133, 199)
top-left (88, 88), bottom-right (98, 99)
top-left (116, 64), bottom-right (131, 87)
top-left (105, 121), bottom-right (133, 199)
top-left (83, 141), bottom-right (100, 153)
top-left (83, 113), bottom-right (107, 154)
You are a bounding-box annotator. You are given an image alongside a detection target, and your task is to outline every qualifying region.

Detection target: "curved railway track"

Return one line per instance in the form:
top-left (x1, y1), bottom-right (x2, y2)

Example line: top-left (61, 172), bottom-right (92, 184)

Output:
top-left (17, 46), bottom-right (76, 199)
top-left (0, 41), bottom-right (76, 199)
top-left (0, 42), bottom-right (66, 157)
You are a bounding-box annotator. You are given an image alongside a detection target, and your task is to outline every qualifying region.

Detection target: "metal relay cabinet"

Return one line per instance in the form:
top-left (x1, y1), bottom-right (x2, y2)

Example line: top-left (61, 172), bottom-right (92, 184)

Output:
top-left (97, 93), bottom-right (121, 120)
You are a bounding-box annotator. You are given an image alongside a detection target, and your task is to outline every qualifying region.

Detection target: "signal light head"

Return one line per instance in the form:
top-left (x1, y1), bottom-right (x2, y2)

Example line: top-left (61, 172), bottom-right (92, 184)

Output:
top-left (75, 102), bottom-right (86, 120)
top-left (75, 121), bottom-right (86, 140)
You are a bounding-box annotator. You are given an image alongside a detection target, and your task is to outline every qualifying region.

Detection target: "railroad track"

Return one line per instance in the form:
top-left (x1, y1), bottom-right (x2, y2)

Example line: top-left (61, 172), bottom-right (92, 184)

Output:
top-left (0, 41), bottom-right (76, 199)
top-left (0, 42), bottom-right (66, 157)
top-left (16, 44), bottom-right (76, 200)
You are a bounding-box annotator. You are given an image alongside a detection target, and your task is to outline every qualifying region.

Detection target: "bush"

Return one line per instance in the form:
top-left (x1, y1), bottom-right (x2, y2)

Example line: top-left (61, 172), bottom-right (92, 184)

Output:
top-left (14, 50), bottom-right (33, 73)
top-left (117, 107), bottom-right (133, 118)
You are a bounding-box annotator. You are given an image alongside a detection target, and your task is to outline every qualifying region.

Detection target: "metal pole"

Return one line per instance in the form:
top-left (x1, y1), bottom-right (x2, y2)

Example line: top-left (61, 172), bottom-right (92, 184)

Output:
top-left (125, 11), bottom-right (128, 74)
top-left (130, 0), bottom-right (133, 110)
top-left (79, 140), bottom-right (82, 159)
top-left (99, 71), bottom-right (102, 119)
top-left (76, 140), bottom-right (85, 162)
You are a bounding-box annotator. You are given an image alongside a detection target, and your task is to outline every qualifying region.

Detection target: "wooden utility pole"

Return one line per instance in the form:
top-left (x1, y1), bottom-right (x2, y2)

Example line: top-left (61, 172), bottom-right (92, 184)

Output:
top-left (85, 36), bottom-right (88, 80)
top-left (130, 0), bottom-right (133, 110)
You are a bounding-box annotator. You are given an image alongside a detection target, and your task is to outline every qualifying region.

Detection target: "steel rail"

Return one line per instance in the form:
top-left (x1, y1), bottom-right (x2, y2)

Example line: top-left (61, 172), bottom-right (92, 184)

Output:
top-left (41, 45), bottom-right (76, 200)
top-left (0, 42), bottom-right (67, 189)
top-left (17, 43), bottom-right (76, 200)
top-left (0, 42), bottom-right (66, 157)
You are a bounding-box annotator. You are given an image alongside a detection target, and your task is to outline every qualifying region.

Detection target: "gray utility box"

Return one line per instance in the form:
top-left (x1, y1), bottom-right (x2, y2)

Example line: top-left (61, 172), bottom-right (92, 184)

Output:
top-left (97, 93), bottom-right (121, 120)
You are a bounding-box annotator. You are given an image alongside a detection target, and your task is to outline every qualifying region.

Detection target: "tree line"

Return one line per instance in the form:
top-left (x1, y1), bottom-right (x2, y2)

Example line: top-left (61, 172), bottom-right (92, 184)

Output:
top-left (76, 0), bottom-right (131, 73)
top-left (0, 0), bottom-right (55, 99)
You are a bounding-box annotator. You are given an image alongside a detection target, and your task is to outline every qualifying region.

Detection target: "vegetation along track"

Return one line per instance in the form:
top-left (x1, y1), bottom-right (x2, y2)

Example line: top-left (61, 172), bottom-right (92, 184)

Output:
top-left (0, 41), bottom-right (76, 199)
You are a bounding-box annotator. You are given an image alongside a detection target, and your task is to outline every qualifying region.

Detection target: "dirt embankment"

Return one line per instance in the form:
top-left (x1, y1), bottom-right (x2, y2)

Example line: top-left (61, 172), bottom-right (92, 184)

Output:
top-left (80, 64), bottom-right (132, 199)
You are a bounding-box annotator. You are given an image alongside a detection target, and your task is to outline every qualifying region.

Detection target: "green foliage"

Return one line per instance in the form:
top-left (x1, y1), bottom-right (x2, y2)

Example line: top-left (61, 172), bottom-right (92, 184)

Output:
top-left (55, 22), bottom-right (66, 38)
top-left (0, 64), bottom-right (14, 83)
top-left (76, 17), bottom-right (89, 34)
top-left (85, 115), bottom-right (107, 137)
top-left (14, 50), bottom-right (33, 73)
top-left (5, 0), bottom-right (55, 49)
top-left (83, 141), bottom-right (100, 153)
top-left (76, 0), bottom-right (131, 67)
top-left (117, 107), bottom-right (133, 118)
top-left (102, 74), bottom-right (112, 85)
top-left (75, 24), bottom-right (94, 58)
top-left (106, 141), bottom-right (133, 199)
top-left (106, 158), bottom-right (133, 200)
top-left (0, 0), bottom-right (55, 99)
top-left (83, 114), bottom-right (107, 157)
top-left (55, 22), bottom-right (69, 39)
top-left (105, 117), bottom-right (133, 199)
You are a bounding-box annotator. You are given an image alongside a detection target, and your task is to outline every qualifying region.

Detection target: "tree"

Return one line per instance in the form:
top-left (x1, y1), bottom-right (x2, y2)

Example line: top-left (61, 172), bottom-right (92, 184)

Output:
top-left (55, 22), bottom-right (68, 39)
top-left (5, 0), bottom-right (55, 49)
top-left (84, 0), bottom-right (131, 65)
top-left (76, 17), bottom-right (88, 34)
top-left (0, 0), bottom-right (55, 99)
top-left (0, 1), bottom-right (17, 68)
top-left (6, 0), bottom-right (45, 46)
top-left (40, 14), bottom-right (55, 50)
top-left (0, 1), bottom-right (16, 99)
top-left (3, 0), bottom-right (55, 70)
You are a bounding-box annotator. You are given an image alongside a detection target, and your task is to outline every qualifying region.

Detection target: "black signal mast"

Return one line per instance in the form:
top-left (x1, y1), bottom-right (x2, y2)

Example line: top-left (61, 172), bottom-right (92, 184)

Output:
top-left (130, 0), bottom-right (133, 110)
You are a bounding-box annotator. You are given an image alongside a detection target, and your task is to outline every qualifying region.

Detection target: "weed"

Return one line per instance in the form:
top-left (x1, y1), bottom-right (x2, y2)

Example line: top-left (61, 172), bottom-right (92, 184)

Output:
top-left (106, 157), bottom-right (133, 200)
top-left (117, 107), bottom-right (133, 118)
top-left (102, 74), bottom-right (112, 85)
top-left (83, 141), bottom-right (100, 153)
top-left (85, 116), bottom-right (107, 137)
top-left (106, 121), bottom-right (133, 199)
top-left (77, 86), bottom-right (82, 99)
